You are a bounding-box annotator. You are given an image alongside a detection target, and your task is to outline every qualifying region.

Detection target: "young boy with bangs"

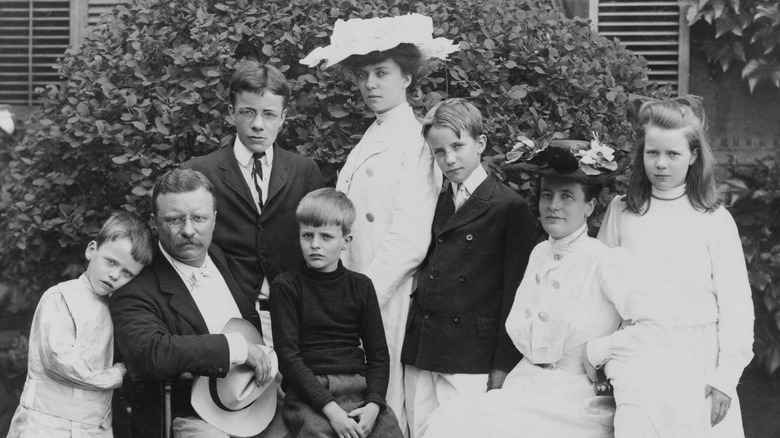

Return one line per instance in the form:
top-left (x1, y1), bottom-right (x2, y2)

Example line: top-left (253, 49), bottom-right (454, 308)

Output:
top-left (270, 188), bottom-right (403, 438)
top-left (400, 98), bottom-right (538, 437)
top-left (8, 212), bottom-right (155, 438)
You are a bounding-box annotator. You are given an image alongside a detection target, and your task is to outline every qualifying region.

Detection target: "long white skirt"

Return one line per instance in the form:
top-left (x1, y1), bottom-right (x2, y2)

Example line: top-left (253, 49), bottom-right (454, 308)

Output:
top-left (419, 358), bottom-right (615, 438)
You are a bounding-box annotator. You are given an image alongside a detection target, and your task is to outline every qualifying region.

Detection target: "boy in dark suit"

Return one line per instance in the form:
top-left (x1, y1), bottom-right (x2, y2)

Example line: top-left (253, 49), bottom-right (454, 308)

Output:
top-left (400, 98), bottom-right (537, 438)
top-left (184, 60), bottom-right (323, 347)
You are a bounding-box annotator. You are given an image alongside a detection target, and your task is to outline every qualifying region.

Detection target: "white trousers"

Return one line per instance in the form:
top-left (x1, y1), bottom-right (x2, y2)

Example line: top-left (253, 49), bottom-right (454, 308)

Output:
top-left (404, 365), bottom-right (488, 438)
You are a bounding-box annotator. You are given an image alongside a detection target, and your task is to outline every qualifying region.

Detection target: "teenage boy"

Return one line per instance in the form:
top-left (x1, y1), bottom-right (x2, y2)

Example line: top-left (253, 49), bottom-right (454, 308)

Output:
top-left (185, 60), bottom-right (323, 347)
top-left (8, 212), bottom-right (154, 438)
top-left (400, 98), bottom-right (537, 437)
top-left (270, 188), bottom-right (403, 438)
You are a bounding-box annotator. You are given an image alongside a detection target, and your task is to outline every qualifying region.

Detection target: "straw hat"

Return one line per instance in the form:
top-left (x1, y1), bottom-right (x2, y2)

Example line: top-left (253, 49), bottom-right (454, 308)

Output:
top-left (191, 318), bottom-right (278, 438)
top-left (300, 13), bottom-right (459, 68)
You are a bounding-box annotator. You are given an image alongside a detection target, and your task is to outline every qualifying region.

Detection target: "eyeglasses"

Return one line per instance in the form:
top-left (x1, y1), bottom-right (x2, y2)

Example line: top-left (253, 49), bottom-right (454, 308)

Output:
top-left (235, 108), bottom-right (280, 123)
top-left (160, 214), bottom-right (211, 228)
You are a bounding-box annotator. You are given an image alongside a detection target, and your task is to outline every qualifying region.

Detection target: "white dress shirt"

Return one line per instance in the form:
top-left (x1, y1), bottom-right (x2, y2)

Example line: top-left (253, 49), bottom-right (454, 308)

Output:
top-left (159, 244), bottom-right (248, 364)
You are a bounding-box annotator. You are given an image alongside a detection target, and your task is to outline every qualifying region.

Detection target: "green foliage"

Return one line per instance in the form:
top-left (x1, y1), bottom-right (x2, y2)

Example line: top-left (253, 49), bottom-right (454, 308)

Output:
top-left (722, 156), bottom-right (780, 375)
top-left (0, 0), bottom-right (656, 310)
top-left (683, 0), bottom-right (780, 91)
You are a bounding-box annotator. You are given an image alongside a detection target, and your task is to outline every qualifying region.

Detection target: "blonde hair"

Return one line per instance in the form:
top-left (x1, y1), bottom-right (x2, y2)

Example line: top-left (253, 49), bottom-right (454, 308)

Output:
top-left (625, 95), bottom-right (719, 214)
top-left (421, 98), bottom-right (483, 141)
top-left (296, 188), bottom-right (356, 236)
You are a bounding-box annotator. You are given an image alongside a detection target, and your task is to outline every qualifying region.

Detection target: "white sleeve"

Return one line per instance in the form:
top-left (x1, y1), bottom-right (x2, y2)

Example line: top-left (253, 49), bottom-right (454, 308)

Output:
top-left (38, 292), bottom-right (124, 390)
top-left (587, 248), bottom-right (672, 367)
top-left (363, 139), bottom-right (439, 307)
top-left (706, 209), bottom-right (754, 399)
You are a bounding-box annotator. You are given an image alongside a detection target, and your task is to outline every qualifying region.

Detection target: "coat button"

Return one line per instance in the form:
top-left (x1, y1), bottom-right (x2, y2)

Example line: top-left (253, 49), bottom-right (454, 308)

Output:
top-left (366, 213), bottom-right (374, 222)
top-left (424, 312), bottom-right (431, 320)
top-left (429, 272), bottom-right (435, 280)
top-left (465, 234), bottom-right (473, 241)
top-left (538, 312), bottom-right (548, 322)
top-left (524, 308), bottom-right (531, 317)
top-left (453, 315), bottom-right (461, 323)
top-left (459, 275), bottom-right (466, 282)
top-left (551, 280), bottom-right (560, 289)
top-left (366, 168), bottom-right (374, 177)
top-left (535, 273), bottom-right (540, 284)
top-left (553, 254), bottom-right (562, 261)
top-left (437, 236), bottom-right (444, 243)
top-left (218, 367), bottom-right (224, 373)
top-left (260, 255), bottom-right (267, 262)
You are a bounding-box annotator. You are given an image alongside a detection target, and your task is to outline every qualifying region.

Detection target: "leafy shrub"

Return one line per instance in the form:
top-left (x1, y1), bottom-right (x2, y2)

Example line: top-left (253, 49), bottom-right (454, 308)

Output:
top-left (721, 156), bottom-right (780, 375)
top-left (0, 0), bottom-right (657, 311)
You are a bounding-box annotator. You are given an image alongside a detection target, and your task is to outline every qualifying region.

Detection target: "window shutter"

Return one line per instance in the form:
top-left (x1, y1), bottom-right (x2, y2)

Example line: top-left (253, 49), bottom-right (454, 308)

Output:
top-left (0, 0), bottom-right (71, 107)
top-left (589, 0), bottom-right (689, 95)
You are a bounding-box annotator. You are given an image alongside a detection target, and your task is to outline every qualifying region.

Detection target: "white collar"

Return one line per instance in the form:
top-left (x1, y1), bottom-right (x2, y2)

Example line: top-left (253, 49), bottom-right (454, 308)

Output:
top-left (233, 137), bottom-right (275, 169)
top-left (159, 243), bottom-right (214, 289)
top-left (652, 184), bottom-right (687, 200)
top-left (375, 102), bottom-right (411, 125)
top-left (451, 164), bottom-right (488, 197)
top-left (549, 223), bottom-right (589, 253)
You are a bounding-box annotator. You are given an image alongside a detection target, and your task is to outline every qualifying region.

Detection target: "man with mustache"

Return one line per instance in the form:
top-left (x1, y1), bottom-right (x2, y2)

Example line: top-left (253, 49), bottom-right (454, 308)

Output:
top-left (110, 168), bottom-right (275, 438)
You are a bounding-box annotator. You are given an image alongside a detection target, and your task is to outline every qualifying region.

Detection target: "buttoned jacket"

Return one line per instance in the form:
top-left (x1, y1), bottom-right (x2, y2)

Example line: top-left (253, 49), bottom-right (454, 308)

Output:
top-left (184, 143), bottom-right (324, 304)
top-left (109, 245), bottom-right (262, 438)
top-left (401, 176), bottom-right (537, 374)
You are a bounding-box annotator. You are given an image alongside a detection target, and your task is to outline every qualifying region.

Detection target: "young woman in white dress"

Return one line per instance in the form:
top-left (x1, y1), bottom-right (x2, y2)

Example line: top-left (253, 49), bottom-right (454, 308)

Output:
top-left (301, 14), bottom-right (458, 433)
top-left (598, 96), bottom-right (754, 438)
top-left (420, 141), bottom-right (671, 438)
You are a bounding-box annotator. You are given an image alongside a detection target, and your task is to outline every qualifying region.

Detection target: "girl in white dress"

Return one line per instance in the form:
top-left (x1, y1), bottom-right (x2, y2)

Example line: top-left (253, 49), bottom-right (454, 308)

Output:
top-left (598, 96), bottom-right (754, 438)
top-left (301, 14), bottom-right (458, 433)
top-left (420, 141), bottom-right (671, 438)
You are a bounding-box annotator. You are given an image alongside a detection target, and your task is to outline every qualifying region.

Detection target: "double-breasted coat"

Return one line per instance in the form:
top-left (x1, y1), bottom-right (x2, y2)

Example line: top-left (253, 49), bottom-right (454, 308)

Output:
top-left (401, 176), bottom-right (537, 374)
top-left (109, 245), bottom-right (263, 438)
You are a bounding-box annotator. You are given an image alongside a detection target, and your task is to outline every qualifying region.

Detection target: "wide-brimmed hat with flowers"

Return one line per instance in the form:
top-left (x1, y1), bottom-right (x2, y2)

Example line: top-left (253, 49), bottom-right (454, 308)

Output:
top-left (502, 133), bottom-right (628, 184)
top-left (300, 13), bottom-right (459, 68)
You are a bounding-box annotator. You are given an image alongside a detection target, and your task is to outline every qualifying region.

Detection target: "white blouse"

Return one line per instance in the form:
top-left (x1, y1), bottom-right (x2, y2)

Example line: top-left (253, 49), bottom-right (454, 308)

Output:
top-left (506, 225), bottom-right (670, 373)
top-left (598, 191), bottom-right (754, 398)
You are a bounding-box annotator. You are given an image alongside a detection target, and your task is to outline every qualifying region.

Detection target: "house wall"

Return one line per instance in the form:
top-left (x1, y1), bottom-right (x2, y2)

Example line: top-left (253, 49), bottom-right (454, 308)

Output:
top-left (688, 22), bottom-right (780, 165)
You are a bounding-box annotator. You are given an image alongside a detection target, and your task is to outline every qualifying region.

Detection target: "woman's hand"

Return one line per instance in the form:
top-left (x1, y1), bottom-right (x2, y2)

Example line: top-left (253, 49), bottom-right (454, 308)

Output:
top-left (705, 385), bottom-right (731, 426)
top-left (323, 401), bottom-right (363, 438)
top-left (349, 402), bottom-right (380, 437)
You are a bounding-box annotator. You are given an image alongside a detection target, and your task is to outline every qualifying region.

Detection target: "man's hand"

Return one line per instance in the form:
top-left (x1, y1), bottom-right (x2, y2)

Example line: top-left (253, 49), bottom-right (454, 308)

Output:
top-left (705, 385), bottom-right (731, 426)
top-left (323, 401), bottom-right (363, 438)
top-left (487, 368), bottom-right (508, 390)
top-left (244, 344), bottom-right (273, 387)
top-left (113, 362), bottom-right (127, 379)
top-left (348, 402), bottom-right (380, 437)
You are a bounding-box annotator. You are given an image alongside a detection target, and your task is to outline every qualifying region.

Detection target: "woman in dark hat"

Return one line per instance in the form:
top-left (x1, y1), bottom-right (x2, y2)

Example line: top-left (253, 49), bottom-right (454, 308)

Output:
top-left (420, 140), bottom-right (671, 438)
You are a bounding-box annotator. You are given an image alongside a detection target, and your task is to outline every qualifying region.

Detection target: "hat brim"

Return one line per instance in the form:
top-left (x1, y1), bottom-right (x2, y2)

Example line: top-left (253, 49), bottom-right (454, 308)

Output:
top-left (191, 318), bottom-right (278, 437)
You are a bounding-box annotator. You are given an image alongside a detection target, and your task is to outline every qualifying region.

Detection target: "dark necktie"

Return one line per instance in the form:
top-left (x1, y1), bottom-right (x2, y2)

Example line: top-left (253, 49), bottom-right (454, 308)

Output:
top-left (252, 152), bottom-right (265, 209)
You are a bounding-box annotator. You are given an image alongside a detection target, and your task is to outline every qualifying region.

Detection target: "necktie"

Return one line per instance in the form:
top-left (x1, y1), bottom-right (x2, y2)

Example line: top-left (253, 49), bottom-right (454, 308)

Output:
top-left (252, 152), bottom-right (265, 209)
top-left (454, 183), bottom-right (469, 210)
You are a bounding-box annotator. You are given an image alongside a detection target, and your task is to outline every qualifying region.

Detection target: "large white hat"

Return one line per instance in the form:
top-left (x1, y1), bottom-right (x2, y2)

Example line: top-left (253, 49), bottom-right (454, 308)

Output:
top-left (300, 13), bottom-right (459, 68)
top-left (191, 318), bottom-right (278, 438)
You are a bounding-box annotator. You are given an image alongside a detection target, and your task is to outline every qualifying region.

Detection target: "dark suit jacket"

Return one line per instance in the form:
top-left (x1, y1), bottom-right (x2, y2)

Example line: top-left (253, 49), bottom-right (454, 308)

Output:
top-left (109, 244), bottom-right (262, 438)
top-left (401, 176), bottom-right (537, 374)
top-left (184, 143), bottom-right (324, 304)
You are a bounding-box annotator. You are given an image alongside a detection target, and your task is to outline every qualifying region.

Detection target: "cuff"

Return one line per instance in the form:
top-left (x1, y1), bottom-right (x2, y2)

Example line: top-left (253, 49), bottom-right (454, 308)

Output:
top-left (586, 338), bottom-right (612, 368)
top-left (707, 365), bottom-right (740, 400)
top-left (225, 332), bottom-right (248, 365)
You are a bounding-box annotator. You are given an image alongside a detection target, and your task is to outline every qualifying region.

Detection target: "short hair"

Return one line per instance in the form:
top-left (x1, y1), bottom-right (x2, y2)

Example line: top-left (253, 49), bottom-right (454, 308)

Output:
top-left (296, 188), bottom-right (356, 236)
top-left (95, 211), bottom-right (155, 266)
top-left (625, 95), bottom-right (718, 214)
top-left (152, 168), bottom-right (216, 216)
top-left (229, 60), bottom-right (291, 107)
top-left (421, 98), bottom-right (483, 141)
top-left (343, 43), bottom-right (423, 89)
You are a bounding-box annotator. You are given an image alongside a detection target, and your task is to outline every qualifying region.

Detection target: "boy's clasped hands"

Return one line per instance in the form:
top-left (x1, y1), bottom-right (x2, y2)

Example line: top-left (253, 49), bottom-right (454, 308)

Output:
top-left (323, 401), bottom-right (381, 438)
